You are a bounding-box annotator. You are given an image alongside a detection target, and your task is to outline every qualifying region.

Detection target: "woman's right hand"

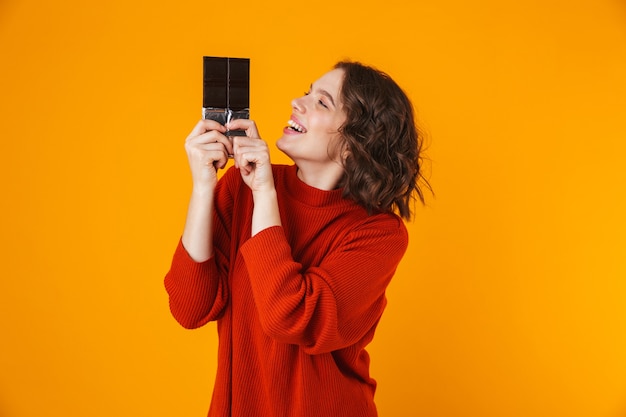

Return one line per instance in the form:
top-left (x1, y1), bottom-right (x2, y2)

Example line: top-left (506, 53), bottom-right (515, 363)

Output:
top-left (184, 119), bottom-right (233, 192)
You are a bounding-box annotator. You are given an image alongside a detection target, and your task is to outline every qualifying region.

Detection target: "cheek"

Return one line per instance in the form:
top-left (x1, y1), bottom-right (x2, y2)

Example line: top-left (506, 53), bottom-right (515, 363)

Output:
top-left (317, 114), bottom-right (344, 134)
top-left (326, 133), bottom-right (347, 160)
top-left (331, 113), bottom-right (347, 133)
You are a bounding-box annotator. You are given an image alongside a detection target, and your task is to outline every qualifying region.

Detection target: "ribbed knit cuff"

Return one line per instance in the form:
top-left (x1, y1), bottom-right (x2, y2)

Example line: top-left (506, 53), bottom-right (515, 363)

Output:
top-left (240, 226), bottom-right (289, 271)
top-left (169, 238), bottom-right (216, 280)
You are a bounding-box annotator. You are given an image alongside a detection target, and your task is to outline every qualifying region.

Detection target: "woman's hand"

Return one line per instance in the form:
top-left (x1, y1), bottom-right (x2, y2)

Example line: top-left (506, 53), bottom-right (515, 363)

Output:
top-left (228, 119), bottom-right (275, 194)
top-left (228, 119), bottom-right (281, 235)
top-left (184, 119), bottom-right (233, 193)
top-left (181, 120), bottom-right (232, 262)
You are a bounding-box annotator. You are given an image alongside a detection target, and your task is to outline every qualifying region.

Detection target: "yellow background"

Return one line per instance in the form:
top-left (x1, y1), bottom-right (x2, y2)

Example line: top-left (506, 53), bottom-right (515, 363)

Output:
top-left (1, 0), bottom-right (625, 416)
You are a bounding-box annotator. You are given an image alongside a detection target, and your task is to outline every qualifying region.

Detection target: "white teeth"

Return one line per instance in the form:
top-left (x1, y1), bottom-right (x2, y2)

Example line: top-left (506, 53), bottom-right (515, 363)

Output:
top-left (287, 119), bottom-right (306, 133)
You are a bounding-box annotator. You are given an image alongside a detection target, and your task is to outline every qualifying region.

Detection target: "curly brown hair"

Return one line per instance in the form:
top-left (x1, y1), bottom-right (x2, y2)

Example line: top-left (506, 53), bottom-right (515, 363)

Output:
top-left (333, 61), bottom-right (430, 221)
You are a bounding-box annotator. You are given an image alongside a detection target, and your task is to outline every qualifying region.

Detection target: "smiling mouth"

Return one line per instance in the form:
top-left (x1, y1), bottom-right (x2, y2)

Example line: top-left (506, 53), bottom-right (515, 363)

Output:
top-left (287, 119), bottom-right (307, 133)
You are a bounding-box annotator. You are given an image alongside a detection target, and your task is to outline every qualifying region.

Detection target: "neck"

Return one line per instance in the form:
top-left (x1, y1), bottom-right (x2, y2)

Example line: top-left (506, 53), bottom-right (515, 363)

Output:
top-left (295, 161), bottom-right (344, 191)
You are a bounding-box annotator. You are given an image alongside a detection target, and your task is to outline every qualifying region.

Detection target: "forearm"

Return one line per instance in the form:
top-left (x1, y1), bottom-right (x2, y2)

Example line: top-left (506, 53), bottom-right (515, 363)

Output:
top-left (251, 189), bottom-right (281, 236)
top-left (182, 188), bottom-right (215, 262)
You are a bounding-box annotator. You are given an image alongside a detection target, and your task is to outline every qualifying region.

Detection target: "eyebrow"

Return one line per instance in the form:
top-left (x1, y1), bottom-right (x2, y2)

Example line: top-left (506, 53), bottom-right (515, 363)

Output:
top-left (310, 83), bottom-right (336, 107)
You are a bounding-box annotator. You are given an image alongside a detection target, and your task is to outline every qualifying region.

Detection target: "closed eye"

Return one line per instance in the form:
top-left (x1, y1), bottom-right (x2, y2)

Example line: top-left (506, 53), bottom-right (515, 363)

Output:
top-left (304, 90), bottom-right (329, 109)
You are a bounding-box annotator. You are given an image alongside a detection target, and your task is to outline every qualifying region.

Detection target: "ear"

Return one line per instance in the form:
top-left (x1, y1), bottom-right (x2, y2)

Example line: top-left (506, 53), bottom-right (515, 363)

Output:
top-left (336, 138), bottom-right (351, 163)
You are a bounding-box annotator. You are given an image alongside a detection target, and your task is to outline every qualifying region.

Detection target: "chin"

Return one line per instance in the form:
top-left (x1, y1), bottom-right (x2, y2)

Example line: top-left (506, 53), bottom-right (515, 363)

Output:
top-left (276, 136), bottom-right (292, 158)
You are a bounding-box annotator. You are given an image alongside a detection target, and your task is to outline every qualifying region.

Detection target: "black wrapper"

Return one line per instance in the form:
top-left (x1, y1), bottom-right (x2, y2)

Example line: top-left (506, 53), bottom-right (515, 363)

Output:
top-left (202, 57), bottom-right (250, 136)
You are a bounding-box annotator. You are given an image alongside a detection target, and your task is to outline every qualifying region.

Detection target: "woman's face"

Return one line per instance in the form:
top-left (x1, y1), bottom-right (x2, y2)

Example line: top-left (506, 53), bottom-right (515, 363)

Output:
top-left (277, 68), bottom-right (347, 169)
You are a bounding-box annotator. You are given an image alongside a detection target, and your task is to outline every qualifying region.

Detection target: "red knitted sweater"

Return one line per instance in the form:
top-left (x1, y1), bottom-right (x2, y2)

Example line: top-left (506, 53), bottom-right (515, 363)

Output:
top-left (165, 164), bottom-right (408, 417)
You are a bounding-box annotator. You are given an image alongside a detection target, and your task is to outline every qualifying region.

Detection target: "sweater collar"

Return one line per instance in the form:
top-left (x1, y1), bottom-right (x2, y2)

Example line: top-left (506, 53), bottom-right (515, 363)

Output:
top-left (284, 165), bottom-right (353, 209)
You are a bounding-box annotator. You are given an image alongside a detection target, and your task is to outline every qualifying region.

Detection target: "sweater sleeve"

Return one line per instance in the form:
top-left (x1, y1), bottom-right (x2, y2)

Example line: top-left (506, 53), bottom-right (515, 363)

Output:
top-left (164, 167), bottom-right (239, 329)
top-left (239, 216), bottom-right (408, 354)
top-left (163, 240), bottom-right (229, 328)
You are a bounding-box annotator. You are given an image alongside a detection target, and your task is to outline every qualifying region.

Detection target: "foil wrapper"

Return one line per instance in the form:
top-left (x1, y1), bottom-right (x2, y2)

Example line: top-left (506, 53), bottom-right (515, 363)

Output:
top-left (202, 107), bottom-right (249, 136)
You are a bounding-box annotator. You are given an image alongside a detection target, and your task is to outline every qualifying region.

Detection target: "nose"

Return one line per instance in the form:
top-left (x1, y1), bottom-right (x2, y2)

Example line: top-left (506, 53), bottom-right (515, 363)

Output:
top-left (291, 96), bottom-right (305, 113)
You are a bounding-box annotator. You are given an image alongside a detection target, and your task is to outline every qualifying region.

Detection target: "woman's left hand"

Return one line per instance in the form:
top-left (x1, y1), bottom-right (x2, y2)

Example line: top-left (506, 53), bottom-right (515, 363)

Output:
top-left (228, 119), bottom-right (275, 193)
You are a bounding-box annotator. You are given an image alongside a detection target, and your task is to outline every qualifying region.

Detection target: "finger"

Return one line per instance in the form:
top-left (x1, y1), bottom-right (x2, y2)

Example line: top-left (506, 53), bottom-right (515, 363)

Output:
top-left (207, 131), bottom-right (234, 155)
top-left (211, 150), bottom-right (230, 170)
top-left (199, 146), bottom-right (233, 170)
top-left (233, 144), bottom-right (268, 175)
top-left (189, 130), bottom-right (234, 155)
top-left (226, 119), bottom-right (260, 138)
top-left (186, 119), bottom-right (227, 141)
top-left (232, 135), bottom-right (256, 148)
top-left (232, 136), bottom-right (267, 157)
top-left (191, 148), bottom-right (229, 173)
top-left (232, 145), bottom-right (254, 175)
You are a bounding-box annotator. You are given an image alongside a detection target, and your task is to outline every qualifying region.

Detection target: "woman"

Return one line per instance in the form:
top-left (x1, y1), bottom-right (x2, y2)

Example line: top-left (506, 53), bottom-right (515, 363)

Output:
top-left (165, 61), bottom-right (429, 417)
